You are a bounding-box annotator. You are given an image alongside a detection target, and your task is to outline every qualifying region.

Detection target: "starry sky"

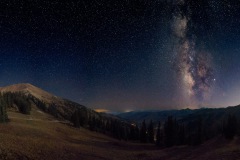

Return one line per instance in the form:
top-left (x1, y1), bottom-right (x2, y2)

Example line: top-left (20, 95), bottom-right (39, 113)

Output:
top-left (0, 0), bottom-right (240, 112)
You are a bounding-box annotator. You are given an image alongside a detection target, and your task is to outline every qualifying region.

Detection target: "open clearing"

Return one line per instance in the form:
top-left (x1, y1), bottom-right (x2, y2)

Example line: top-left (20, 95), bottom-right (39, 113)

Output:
top-left (1, 107), bottom-right (240, 160)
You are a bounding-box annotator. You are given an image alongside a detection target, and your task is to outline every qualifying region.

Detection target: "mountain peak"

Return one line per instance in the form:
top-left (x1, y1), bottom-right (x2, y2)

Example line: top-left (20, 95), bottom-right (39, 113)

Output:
top-left (0, 83), bottom-right (87, 121)
top-left (0, 83), bottom-right (34, 90)
top-left (0, 83), bottom-right (58, 103)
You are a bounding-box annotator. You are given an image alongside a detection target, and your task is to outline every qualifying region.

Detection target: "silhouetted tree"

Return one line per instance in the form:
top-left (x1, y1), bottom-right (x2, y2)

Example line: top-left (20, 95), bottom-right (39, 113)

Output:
top-left (89, 115), bottom-right (96, 131)
top-left (0, 97), bottom-right (8, 122)
top-left (129, 124), bottom-right (136, 140)
top-left (148, 119), bottom-right (154, 143)
top-left (135, 124), bottom-right (140, 140)
top-left (35, 99), bottom-right (47, 111)
top-left (105, 120), bottom-right (110, 131)
top-left (71, 110), bottom-right (80, 128)
top-left (164, 116), bottom-right (175, 147)
top-left (156, 121), bottom-right (162, 146)
top-left (15, 98), bottom-right (31, 114)
top-left (224, 114), bottom-right (237, 139)
top-left (195, 116), bottom-right (203, 145)
top-left (140, 120), bottom-right (147, 143)
top-left (78, 108), bottom-right (88, 126)
top-left (177, 124), bottom-right (186, 145)
top-left (71, 107), bottom-right (89, 128)
top-left (1, 92), bottom-right (32, 114)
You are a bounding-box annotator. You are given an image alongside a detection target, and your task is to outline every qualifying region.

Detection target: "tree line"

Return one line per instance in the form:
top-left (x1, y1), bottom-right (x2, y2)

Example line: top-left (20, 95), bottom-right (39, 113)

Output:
top-left (71, 109), bottom-right (239, 147)
top-left (0, 92), bottom-right (34, 122)
top-left (0, 91), bottom-right (237, 148)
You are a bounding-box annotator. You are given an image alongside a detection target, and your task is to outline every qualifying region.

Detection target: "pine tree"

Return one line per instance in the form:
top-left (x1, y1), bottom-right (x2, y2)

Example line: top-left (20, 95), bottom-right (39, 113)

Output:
top-left (90, 115), bottom-right (96, 131)
top-left (130, 124), bottom-right (135, 140)
top-left (0, 97), bottom-right (8, 122)
top-left (164, 116), bottom-right (175, 147)
top-left (140, 120), bottom-right (147, 143)
top-left (156, 121), bottom-right (162, 146)
top-left (177, 124), bottom-right (185, 145)
top-left (224, 114), bottom-right (237, 139)
top-left (135, 124), bottom-right (140, 140)
top-left (71, 110), bottom-right (80, 128)
top-left (105, 120), bottom-right (110, 131)
top-left (148, 119), bottom-right (154, 143)
top-left (195, 116), bottom-right (202, 145)
top-left (78, 108), bottom-right (88, 126)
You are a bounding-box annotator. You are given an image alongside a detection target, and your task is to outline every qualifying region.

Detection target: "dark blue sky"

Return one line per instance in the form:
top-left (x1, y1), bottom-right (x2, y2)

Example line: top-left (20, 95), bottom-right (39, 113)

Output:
top-left (0, 0), bottom-right (240, 111)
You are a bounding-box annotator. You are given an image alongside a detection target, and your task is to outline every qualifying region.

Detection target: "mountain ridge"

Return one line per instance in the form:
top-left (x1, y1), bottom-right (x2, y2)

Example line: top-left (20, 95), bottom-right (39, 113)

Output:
top-left (117, 105), bottom-right (240, 126)
top-left (0, 83), bottom-right (87, 121)
top-left (0, 83), bottom-right (62, 103)
top-left (0, 83), bottom-right (124, 127)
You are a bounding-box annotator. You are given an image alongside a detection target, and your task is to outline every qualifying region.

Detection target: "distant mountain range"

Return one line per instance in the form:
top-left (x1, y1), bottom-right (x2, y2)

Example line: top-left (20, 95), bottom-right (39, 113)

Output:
top-left (117, 106), bottom-right (240, 127)
top-left (117, 109), bottom-right (194, 123)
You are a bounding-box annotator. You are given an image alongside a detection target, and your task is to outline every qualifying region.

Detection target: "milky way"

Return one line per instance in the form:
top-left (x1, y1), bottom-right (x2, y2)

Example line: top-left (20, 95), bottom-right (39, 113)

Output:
top-left (1, 1), bottom-right (240, 111)
top-left (172, 0), bottom-right (215, 105)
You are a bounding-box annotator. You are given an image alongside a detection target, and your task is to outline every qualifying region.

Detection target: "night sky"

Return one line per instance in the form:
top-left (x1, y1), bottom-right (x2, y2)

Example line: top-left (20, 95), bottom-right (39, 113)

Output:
top-left (0, 0), bottom-right (240, 112)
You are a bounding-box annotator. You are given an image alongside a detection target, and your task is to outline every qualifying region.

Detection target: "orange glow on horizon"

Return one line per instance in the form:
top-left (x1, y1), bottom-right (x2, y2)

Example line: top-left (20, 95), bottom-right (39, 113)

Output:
top-left (94, 109), bottom-right (110, 113)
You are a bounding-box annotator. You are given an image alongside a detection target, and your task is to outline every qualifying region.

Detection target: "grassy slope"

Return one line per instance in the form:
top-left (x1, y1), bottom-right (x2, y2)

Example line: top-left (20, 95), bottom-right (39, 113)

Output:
top-left (1, 107), bottom-right (240, 160)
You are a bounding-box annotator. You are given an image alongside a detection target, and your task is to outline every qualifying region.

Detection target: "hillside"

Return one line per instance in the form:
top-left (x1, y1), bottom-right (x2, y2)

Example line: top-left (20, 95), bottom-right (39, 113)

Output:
top-left (0, 83), bottom-right (240, 159)
top-left (0, 83), bottom-right (89, 120)
top-left (1, 108), bottom-right (240, 160)
top-left (0, 83), bottom-right (135, 141)
top-left (0, 83), bottom-right (59, 103)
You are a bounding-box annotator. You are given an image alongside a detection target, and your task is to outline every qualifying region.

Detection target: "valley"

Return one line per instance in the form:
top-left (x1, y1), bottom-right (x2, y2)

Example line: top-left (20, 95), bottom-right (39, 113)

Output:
top-left (0, 83), bottom-right (239, 160)
top-left (2, 108), bottom-right (240, 160)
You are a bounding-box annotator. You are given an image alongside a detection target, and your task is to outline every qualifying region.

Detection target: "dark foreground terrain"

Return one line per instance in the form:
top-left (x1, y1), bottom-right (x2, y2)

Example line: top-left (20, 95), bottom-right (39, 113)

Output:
top-left (0, 106), bottom-right (239, 160)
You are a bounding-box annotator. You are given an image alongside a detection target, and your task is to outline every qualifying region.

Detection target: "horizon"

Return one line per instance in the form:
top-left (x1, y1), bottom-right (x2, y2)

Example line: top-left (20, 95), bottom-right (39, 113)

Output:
top-left (94, 105), bottom-right (240, 114)
top-left (1, 82), bottom-right (236, 113)
top-left (1, 1), bottom-right (240, 160)
top-left (0, 1), bottom-right (240, 111)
